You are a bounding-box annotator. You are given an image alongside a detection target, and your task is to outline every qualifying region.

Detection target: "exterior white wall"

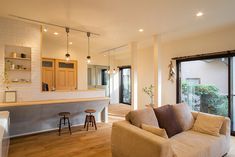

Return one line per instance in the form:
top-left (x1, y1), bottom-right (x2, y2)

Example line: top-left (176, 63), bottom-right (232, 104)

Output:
top-left (181, 60), bottom-right (228, 94)
top-left (0, 17), bottom-right (106, 102)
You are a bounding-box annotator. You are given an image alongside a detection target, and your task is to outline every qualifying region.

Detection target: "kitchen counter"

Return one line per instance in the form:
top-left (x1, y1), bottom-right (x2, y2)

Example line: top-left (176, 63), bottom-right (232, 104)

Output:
top-left (0, 97), bottom-right (110, 137)
top-left (0, 97), bottom-right (110, 107)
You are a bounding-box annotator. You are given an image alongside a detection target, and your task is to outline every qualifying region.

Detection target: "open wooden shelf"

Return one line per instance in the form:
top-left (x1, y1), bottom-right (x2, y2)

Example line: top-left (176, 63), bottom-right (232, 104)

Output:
top-left (5, 57), bottom-right (31, 61)
top-left (6, 69), bottom-right (31, 72)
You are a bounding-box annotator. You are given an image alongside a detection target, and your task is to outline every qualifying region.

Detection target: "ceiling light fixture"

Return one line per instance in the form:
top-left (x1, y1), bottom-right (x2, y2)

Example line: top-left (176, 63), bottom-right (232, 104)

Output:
top-left (86, 32), bottom-right (91, 64)
top-left (65, 27), bottom-right (70, 61)
top-left (54, 32), bottom-right (59, 35)
top-left (196, 12), bottom-right (203, 17)
top-left (139, 29), bottom-right (144, 32)
top-left (69, 42), bottom-right (73, 45)
top-left (43, 28), bottom-right (48, 32)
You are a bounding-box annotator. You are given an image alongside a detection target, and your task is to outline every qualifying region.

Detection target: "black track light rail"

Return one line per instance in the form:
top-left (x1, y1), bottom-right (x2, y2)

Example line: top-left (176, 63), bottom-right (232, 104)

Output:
top-left (9, 14), bottom-right (100, 36)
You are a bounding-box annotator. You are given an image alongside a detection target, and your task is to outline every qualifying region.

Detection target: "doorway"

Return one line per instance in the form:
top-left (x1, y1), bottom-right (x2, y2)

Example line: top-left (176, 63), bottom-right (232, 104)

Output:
top-left (176, 54), bottom-right (235, 135)
top-left (119, 66), bottom-right (131, 105)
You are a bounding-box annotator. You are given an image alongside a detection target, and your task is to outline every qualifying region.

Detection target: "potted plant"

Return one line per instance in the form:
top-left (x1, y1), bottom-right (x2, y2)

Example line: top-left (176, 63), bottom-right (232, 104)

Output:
top-left (143, 85), bottom-right (154, 107)
top-left (1, 72), bottom-right (10, 90)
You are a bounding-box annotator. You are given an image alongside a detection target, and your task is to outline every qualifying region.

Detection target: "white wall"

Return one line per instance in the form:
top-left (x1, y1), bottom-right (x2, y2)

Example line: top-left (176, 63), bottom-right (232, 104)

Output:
top-left (137, 46), bottom-right (154, 109)
top-left (160, 25), bottom-right (235, 105)
top-left (0, 17), bottom-right (106, 102)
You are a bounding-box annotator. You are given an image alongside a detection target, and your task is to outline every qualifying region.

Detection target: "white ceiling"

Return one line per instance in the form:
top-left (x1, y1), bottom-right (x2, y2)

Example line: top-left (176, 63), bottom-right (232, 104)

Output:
top-left (0, 0), bottom-right (235, 55)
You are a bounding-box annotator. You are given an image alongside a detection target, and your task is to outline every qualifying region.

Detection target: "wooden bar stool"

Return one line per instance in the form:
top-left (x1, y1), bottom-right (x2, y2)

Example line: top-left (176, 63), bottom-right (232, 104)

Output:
top-left (84, 109), bottom-right (97, 131)
top-left (58, 112), bottom-right (72, 136)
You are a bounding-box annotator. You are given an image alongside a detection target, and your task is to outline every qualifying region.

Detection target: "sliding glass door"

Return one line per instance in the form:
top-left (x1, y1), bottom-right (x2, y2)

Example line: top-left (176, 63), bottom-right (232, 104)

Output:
top-left (177, 56), bottom-right (235, 135)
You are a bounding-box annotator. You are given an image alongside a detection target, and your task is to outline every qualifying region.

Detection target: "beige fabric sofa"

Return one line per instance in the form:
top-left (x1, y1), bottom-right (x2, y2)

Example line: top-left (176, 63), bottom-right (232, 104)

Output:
top-left (111, 111), bottom-right (230, 157)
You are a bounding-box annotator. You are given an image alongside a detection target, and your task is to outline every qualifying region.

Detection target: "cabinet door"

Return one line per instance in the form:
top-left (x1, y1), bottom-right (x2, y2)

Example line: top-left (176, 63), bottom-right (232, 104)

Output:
top-left (42, 59), bottom-right (55, 91)
top-left (55, 60), bottom-right (77, 91)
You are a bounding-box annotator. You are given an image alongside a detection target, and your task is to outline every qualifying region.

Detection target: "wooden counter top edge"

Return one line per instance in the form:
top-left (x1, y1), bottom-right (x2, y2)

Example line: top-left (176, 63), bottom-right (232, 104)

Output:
top-left (0, 97), bottom-right (110, 107)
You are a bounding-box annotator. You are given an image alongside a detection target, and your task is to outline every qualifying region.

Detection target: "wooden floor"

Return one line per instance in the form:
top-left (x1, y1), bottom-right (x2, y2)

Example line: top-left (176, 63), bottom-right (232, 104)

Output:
top-left (8, 104), bottom-right (235, 157)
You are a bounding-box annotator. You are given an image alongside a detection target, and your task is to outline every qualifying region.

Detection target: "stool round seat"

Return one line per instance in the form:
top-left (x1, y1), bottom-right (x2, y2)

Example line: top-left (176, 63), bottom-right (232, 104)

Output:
top-left (85, 109), bottom-right (96, 114)
top-left (58, 112), bottom-right (71, 117)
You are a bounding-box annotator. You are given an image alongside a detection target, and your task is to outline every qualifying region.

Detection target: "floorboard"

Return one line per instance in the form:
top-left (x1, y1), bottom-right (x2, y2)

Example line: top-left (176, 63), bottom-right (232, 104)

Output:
top-left (8, 104), bottom-right (235, 157)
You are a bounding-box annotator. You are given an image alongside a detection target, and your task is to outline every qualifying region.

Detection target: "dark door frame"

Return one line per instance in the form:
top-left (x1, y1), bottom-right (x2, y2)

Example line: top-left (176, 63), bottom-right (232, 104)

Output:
top-left (119, 66), bottom-right (131, 105)
top-left (176, 53), bottom-right (234, 135)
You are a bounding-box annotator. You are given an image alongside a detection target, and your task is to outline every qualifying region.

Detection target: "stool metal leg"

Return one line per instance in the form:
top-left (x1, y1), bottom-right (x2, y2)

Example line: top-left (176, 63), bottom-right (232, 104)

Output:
top-left (59, 118), bottom-right (62, 136)
top-left (84, 115), bottom-right (88, 128)
top-left (93, 115), bottom-right (97, 130)
top-left (86, 115), bottom-right (90, 131)
top-left (67, 118), bottom-right (72, 135)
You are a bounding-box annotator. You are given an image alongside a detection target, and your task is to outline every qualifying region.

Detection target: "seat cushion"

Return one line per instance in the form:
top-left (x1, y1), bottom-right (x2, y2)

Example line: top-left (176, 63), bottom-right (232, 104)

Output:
top-left (172, 103), bottom-right (194, 131)
top-left (125, 108), bottom-right (159, 128)
top-left (154, 105), bottom-right (182, 138)
top-left (170, 130), bottom-right (227, 157)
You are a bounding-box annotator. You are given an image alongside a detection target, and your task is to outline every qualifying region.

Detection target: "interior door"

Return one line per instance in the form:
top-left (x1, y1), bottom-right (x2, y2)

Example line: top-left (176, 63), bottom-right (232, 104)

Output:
top-left (55, 59), bottom-right (77, 91)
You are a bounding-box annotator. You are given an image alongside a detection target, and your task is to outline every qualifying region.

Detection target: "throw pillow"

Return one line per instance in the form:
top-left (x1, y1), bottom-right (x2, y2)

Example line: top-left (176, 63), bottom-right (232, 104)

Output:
top-left (141, 123), bottom-right (168, 138)
top-left (154, 105), bottom-right (183, 138)
top-left (172, 103), bottom-right (194, 131)
top-left (125, 108), bottom-right (159, 128)
top-left (192, 112), bottom-right (225, 136)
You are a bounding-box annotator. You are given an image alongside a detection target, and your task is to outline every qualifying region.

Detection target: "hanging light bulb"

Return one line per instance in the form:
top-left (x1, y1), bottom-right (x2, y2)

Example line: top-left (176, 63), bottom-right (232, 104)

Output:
top-left (87, 56), bottom-right (91, 63)
top-left (65, 27), bottom-right (70, 61)
top-left (65, 53), bottom-right (70, 61)
top-left (107, 69), bottom-right (110, 74)
top-left (86, 32), bottom-right (91, 64)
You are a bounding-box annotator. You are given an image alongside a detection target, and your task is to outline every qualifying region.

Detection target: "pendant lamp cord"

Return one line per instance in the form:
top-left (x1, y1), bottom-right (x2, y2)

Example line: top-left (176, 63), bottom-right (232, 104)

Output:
top-left (87, 32), bottom-right (91, 56)
top-left (66, 27), bottom-right (70, 55)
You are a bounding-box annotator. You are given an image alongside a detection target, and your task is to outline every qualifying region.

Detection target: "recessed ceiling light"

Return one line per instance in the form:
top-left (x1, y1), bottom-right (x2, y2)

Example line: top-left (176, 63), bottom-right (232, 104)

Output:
top-left (138, 29), bottom-right (144, 32)
top-left (54, 32), bottom-right (59, 35)
top-left (69, 42), bottom-right (73, 45)
top-left (43, 28), bottom-right (48, 32)
top-left (196, 12), bottom-right (204, 17)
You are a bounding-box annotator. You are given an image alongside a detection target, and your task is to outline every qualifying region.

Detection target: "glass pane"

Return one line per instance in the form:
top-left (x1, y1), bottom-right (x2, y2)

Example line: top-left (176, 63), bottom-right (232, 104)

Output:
top-left (180, 58), bottom-right (228, 116)
top-left (42, 61), bottom-right (53, 67)
top-left (233, 57), bottom-right (235, 132)
top-left (122, 68), bottom-right (131, 104)
top-left (59, 62), bottom-right (74, 68)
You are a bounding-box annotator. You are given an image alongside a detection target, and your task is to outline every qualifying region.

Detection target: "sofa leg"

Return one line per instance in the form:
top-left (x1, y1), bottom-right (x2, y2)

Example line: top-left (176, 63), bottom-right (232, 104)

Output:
top-left (222, 153), bottom-right (228, 157)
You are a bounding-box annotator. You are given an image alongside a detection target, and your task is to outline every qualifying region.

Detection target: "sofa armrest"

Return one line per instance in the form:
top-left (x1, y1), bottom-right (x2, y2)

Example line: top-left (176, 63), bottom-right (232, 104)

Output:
top-left (111, 121), bottom-right (174, 157)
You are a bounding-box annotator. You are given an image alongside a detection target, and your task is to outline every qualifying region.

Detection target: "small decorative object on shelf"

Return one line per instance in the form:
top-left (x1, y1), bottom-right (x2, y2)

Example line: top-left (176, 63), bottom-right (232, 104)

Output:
top-left (12, 52), bottom-right (17, 58)
top-left (143, 84), bottom-right (154, 108)
top-left (21, 53), bottom-right (26, 58)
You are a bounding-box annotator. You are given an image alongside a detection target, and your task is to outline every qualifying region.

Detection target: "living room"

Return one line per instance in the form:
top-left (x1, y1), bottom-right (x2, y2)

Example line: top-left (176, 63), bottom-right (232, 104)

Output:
top-left (0, 0), bottom-right (235, 157)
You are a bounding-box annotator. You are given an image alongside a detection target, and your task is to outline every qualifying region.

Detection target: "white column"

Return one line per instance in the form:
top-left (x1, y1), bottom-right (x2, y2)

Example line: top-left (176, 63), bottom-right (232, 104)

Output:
top-left (130, 42), bottom-right (138, 110)
top-left (153, 35), bottom-right (162, 106)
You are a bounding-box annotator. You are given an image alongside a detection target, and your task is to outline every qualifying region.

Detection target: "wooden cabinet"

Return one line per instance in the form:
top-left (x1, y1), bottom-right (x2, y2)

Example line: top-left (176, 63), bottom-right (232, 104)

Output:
top-left (42, 58), bottom-right (77, 91)
top-left (55, 59), bottom-right (77, 91)
top-left (42, 58), bottom-right (55, 91)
